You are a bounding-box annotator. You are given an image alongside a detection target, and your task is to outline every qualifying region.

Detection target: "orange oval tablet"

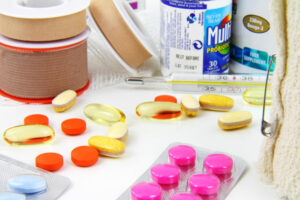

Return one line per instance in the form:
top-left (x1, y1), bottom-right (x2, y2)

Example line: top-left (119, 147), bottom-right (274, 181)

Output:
top-left (61, 118), bottom-right (86, 136)
top-left (154, 95), bottom-right (177, 103)
top-left (24, 114), bottom-right (49, 126)
top-left (36, 153), bottom-right (63, 172)
top-left (71, 146), bottom-right (99, 167)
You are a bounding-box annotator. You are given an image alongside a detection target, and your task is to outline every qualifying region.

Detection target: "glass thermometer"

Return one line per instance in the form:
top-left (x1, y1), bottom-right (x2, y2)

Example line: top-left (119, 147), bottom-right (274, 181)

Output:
top-left (125, 73), bottom-right (270, 94)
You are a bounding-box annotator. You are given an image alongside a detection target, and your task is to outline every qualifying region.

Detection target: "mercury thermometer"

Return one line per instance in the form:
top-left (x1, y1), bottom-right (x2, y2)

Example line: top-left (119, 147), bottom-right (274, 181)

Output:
top-left (125, 73), bottom-right (270, 93)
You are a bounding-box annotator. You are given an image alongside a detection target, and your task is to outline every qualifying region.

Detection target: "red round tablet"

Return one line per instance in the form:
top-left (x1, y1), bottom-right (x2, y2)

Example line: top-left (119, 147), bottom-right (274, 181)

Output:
top-left (24, 114), bottom-right (49, 126)
top-left (155, 95), bottom-right (177, 103)
top-left (71, 146), bottom-right (99, 167)
top-left (61, 118), bottom-right (86, 136)
top-left (36, 152), bottom-right (63, 172)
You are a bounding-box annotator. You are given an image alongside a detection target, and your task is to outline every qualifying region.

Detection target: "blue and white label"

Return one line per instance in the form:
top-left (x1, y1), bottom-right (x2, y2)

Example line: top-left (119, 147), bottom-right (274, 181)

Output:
top-left (161, 0), bottom-right (232, 74)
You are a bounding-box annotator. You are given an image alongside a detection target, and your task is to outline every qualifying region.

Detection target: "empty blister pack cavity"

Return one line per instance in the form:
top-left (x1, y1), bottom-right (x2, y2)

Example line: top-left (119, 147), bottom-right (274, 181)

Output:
top-left (0, 154), bottom-right (70, 200)
top-left (117, 143), bottom-right (247, 200)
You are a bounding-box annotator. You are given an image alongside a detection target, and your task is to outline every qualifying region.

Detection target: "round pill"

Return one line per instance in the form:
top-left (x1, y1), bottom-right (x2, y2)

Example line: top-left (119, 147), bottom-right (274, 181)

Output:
top-left (168, 145), bottom-right (196, 166)
top-left (24, 114), bottom-right (49, 126)
top-left (151, 164), bottom-right (180, 185)
top-left (8, 175), bottom-right (47, 194)
top-left (189, 174), bottom-right (220, 195)
top-left (155, 95), bottom-right (177, 103)
top-left (171, 193), bottom-right (202, 200)
top-left (61, 118), bottom-right (86, 136)
top-left (71, 146), bottom-right (99, 167)
top-left (204, 154), bottom-right (233, 175)
top-left (36, 152), bottom-right (64, 172)
top-left (0, 193), bottom-right (26, 200)
top-left (131, 182), bottom-right (162, 200)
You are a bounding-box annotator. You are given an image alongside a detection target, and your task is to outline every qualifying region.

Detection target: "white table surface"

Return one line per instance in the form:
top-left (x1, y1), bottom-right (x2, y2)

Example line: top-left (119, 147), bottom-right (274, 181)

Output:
top-left (0, 83), bottom-right (280, 200)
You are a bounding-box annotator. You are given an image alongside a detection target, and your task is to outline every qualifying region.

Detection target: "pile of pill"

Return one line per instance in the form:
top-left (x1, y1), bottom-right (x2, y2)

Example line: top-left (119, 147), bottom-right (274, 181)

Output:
top-left (122, 144), bottom-right (242, 200)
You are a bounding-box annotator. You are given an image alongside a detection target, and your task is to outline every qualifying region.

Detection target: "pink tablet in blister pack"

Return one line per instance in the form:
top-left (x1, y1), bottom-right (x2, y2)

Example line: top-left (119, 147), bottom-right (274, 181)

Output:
top-left (117, 143), bottom-right (247, 200)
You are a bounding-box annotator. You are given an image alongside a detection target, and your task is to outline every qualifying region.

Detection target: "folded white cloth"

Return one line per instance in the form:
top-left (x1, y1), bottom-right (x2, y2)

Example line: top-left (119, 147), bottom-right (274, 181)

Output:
top-left (258, 1), bottom-right (300, 199)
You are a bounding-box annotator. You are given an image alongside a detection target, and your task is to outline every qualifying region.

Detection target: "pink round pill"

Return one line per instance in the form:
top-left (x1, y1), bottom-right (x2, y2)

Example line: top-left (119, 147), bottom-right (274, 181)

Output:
top-left (189, 174), bottom-right (220, 195)
top-left (171, 193), bottom-right (202, 200)
top-left (151, 164), bottom-right (180, 185)
top-left (204, 154), bottom-right (233, 175)
top-left (131, 182), bottom-right (162, 200)
top-left (168, 145), bottom-right (196, 166)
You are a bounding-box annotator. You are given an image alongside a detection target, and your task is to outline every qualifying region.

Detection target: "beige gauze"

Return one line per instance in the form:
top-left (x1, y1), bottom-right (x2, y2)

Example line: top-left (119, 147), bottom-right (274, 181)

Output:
top-left (257, 0), bottom-right (300, 199)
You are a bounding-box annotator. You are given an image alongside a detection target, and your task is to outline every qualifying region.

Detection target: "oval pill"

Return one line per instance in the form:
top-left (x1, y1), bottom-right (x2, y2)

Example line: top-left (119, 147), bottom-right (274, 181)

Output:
top-left (106, 122), bottom-right (128, 141)
top-left (151, 164), bottom-right (180, 185)
top-left (204, 154), bottom-right (233, 175)
top-left (52, 89), bottom-right (77, 112)
top-left (155, 95), bottom-right (177, 103)
top-left (24, 114), bottom-right (49, 126)
top-left (8, 175), bottom-right (47, 194)
top-left (136, 102), bottom-right (182, 120)
top-left (181, 94), bottom-right (200, 117)
top-left (36, 152), bottom-right (64, 172)
top-left (4, 125), bottom-right (54, 145)
top-left (243, 87), bottom-right (272, 106)
top-left (171, 193), bottom-right (202, 200)
top-left (218, 111), bottom-right (252, 130)
top-left (71, 146), bottom-right (99, 167)
top-left (84, 104), bottom-right (126, 126)
top-left (189, 174), bottom-right (220, 195)
top-left (131, 182), bottom-right (162, 200)
top-left (199, 94), bottom-right (234, 111)
top-left (61, 118), bottom-right (86, 136)
top-left (0, 193), bottom-right (26, 200)
top-left (88, 136), bottom-right (125, 157)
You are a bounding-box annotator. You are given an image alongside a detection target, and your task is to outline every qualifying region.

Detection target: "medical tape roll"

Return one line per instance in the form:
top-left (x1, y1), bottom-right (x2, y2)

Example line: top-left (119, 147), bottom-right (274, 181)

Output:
top-left (0, 29), bottom-right (89, 99)
top-left (89, 0), bottom-right (157, 72)
top-left (0, 0), bottom-right (90, 42)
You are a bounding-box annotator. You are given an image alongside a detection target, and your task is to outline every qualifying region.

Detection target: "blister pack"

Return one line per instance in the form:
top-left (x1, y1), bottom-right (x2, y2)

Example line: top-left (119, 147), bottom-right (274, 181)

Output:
top-left (0, 154), bottom-right (70, 200)
top-left (117, 143), bottom-right (247, 200)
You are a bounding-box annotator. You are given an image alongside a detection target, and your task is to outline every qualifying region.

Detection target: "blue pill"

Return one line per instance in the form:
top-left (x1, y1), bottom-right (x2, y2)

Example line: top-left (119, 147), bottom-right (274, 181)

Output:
top-left (8, 175), bottom-right (47, 194)
top-left (0, 193), bottom-right (26, 200)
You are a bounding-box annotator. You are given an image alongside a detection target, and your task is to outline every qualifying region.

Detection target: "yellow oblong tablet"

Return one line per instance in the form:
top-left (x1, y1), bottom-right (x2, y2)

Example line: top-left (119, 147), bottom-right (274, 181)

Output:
top-left (88, 136), bottom-right (125, 157)
top-left (52, 90), bottom-right (77, 112)
top-left (243, 87), bottom-right (272, 106)
top-left (84, 104), bottom-right (126, 126)
top-left (199, 94), bottom-right (234, 112)
top-left (4, 125), bottom-right (54, 145)
top-left (136, 102), bottom-right (182, 120)
top-left (218, 111), bottom-right (252, 130)
top-left (107, 122), bottom-right (128, 141)
top-left (181, 94), bottom-right (200, 117)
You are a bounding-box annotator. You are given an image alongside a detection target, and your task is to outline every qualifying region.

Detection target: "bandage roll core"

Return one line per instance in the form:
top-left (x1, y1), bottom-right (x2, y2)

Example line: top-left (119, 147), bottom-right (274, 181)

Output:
top-left (0, 30), bottom-right (89, 99)
top-left (89, 0), bottom-right (157, 70)
top-left (0, 0), bottom-right (90, 42)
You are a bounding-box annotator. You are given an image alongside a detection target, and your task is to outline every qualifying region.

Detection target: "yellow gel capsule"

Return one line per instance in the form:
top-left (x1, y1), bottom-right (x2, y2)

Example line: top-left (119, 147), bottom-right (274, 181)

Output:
top-left (243, 87), bottom-right (272, 106)
top-left (218, 111), bottom-right (252, 130)
top-left (136, 102), bottom-right (182, 120)
top-left (181, 94), bottom-right (200, 117)
top-left (84, 104), bottom-right (126, 126)
top-left (199, 94), bottom-right (234, 111)
top-left (107, 122), bottom-right (128, 141)
top-left (3, 125), bottom-right (54, 145)
top-left (52, 90), bottom-right (77, 112)
top-left (88, 136), bottom-right (125, 157)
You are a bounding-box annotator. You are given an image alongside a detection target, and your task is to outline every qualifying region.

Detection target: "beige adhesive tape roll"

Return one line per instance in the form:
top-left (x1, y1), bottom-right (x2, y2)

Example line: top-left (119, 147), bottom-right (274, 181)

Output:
top-left (0, 29), bottom-right (89, 99)
top-left (0, 0), bottom-right (90, 42)
top-left (89, 0), bottom-right (156, 69)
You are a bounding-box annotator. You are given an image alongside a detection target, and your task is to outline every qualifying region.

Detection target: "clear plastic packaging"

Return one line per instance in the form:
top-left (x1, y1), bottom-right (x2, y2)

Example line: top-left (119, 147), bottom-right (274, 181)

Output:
top-left (0, 154), bottom-right (70, 200)
top-left (117, 143), bottom-right (247, 200)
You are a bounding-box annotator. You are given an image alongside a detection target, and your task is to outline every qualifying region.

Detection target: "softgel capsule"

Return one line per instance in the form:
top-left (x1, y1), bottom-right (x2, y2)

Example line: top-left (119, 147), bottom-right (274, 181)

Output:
top-left (116, 143), bottom-right (247, 200)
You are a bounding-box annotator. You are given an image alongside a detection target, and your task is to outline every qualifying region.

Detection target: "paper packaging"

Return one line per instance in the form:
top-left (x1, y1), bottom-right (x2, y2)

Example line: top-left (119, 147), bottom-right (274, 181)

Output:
top-left (230, 0), bottom-right (276, 74)
top-left (0, 154), bottom-right (70, 200)
top-left (117, 143), bottom-right (247, 200)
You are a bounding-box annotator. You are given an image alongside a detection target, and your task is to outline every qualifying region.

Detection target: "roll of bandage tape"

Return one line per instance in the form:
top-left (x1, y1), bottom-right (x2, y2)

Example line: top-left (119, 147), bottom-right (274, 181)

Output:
top-left (89, 0), bottom-right (157, 70)
top-left (0, 29), bottom-right (90, 100)
top-left (0, 0), bottom-right (90, 42)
